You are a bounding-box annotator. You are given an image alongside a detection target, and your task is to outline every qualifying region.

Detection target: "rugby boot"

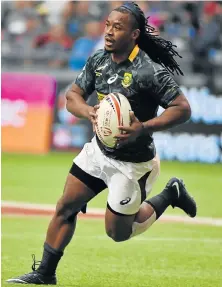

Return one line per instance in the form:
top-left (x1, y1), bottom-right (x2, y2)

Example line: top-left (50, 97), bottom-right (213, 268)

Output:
top-left (166, 177), bottom-right (197, 217)
top-left (6, 255), bottom-right (56, 285)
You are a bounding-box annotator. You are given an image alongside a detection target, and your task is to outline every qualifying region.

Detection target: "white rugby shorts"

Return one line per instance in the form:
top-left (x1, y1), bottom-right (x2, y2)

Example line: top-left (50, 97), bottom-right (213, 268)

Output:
top-left (74, 136), bottom-right (160, 215)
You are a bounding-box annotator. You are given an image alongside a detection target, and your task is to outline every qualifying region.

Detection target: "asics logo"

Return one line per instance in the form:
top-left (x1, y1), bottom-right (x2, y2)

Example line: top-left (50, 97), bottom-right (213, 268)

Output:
top-left (120, 197), bottom-right (131, 205)
top-left (172, 182), bottom-right (180, 199)
top-left (107, 74), bottom-right (118, 84)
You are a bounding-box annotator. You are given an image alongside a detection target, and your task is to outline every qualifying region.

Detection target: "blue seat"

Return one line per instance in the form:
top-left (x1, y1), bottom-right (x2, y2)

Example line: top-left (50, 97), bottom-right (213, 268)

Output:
top-left (69, 38), bottom-right (97, 70)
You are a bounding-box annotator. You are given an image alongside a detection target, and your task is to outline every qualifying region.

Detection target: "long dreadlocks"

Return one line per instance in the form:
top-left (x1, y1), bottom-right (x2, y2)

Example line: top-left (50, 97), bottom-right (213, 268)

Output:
top-left (114, 2), bottom-right (183, 75)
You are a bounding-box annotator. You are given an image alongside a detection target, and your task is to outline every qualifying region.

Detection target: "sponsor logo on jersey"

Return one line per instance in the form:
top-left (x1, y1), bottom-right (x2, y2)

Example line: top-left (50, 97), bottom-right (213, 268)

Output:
top-left (95, 63), bottom-right (108, 77)
top-left (122, 72), bottom-right (132, 88)
top-left (107, 74), bottom-right (118, 84)
top-left (96, 63), bottom-right (108, 71)
top-left (97, 91), bottom-right (107, 101)
top-left (95, 72), bottom-right (102, 77)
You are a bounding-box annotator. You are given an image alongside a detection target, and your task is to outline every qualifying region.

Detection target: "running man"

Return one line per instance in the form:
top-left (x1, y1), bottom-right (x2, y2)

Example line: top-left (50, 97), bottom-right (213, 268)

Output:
top-left (7, 2), bottom-right (196, 285)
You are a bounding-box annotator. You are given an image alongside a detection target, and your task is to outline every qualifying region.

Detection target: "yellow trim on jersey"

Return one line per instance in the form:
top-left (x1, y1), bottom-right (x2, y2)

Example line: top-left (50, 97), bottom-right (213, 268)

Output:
top-left (128, 45), bottom-right (139, 62)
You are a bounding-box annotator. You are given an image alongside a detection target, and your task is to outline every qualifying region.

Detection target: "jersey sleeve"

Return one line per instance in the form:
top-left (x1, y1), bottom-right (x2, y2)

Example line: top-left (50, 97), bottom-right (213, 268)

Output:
top-left (151, 66), bottom-right (182, 108)
top-left (74, 54), bottom-right (96, 98)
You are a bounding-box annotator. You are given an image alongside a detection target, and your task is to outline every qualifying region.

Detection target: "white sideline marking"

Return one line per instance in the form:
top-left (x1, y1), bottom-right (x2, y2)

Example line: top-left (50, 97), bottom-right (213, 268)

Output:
top-left (1, 200), bottom-right (103, 214)
top-left (2, 200), bottom-right (222, 227)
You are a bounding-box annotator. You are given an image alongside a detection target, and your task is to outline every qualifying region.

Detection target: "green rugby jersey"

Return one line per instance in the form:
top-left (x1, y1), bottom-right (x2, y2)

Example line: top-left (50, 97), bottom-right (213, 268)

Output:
top-left (75, 45), bottom-right (182, 163)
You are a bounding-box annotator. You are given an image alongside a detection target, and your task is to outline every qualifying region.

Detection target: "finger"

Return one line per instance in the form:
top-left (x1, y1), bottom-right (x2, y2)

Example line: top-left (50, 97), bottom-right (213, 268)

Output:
top-left (94, 104), bottom-right (100, 110)
top-left (118, 126), bottom-right (132, 132)
top-left (114, 133), bottom-right (130, 139)
top-left (91, 118), bottom-right (97, 124)
top-left (129, 111), bottom-right (137, 123)
top-left (90, 119), bottom-right (97, 125)
top-left (89, 112), bottom-right (97, 118)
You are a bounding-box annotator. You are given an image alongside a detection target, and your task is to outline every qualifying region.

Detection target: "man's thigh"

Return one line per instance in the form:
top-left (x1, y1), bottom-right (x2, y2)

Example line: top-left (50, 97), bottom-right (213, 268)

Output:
top-left (62, 137), bottom-right (107, 216)
top-left (104, 172), bottom-right (140, 241)
top-left (106, 172), bottom-right (142, 216)
top-left (105, 156), bottom-right (160, 216)
top-left (57, 137), bottom-right (107, 217)
top-left (58, 172), bottom-right (95, 216)
top-left (104, 156), bottom-right (160, 241)
top-left (57, 164), bottom-right (106, 218)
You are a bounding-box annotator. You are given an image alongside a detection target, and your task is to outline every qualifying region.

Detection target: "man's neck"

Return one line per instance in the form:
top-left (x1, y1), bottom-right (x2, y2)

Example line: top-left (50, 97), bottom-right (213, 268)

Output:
top-left (111, 43), bottom-right (136, 64)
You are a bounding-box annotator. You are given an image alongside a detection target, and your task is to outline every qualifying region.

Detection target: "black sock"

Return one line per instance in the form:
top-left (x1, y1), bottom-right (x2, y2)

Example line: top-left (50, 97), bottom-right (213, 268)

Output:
top-left (146, 187), bottom-right (174, 219)
top-left (37, 243), bottom-right (63, 276)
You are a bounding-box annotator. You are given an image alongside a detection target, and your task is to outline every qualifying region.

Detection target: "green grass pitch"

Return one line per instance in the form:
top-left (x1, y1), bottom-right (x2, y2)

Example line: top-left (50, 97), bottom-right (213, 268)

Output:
top-left (1, 152), bottom-right (222, 286)
top-left (2, 217), bottom-right (222, 287)
top-left (2, 152), bottom-right (222, 217)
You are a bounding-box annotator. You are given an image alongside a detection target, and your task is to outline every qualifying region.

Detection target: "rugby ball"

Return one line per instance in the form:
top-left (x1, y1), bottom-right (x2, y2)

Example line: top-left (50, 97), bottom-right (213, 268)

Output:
top-left (95, 93), bottom-right (131, 148)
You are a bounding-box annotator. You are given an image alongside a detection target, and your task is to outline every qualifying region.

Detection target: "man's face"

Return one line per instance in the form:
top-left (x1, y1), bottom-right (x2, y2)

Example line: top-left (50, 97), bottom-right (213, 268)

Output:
top-left (104, 11), bottom-right (136, 53)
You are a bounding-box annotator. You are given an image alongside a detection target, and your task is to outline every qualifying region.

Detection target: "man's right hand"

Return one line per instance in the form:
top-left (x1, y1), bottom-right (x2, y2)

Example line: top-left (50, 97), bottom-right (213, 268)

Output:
top-left (88, 105), bottom-right (100, 132)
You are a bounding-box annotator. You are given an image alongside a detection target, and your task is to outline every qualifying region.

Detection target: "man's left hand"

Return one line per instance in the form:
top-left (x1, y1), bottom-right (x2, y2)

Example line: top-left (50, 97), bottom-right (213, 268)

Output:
top-left (114, 111), bottom-right (144, 148)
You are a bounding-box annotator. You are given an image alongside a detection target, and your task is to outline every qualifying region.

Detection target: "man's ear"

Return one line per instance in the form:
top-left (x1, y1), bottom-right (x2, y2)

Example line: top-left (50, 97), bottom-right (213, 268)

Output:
top-left (132, 29), bottom-right (140, 41)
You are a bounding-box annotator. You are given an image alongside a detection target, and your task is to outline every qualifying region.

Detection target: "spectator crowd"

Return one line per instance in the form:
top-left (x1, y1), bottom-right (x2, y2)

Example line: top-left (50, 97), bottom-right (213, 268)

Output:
top-left (1, 1), bottom-right (222, 90)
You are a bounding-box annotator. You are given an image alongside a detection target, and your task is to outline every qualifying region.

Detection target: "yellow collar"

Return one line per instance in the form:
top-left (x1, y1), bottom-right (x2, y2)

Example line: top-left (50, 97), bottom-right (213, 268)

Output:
top-left (128, 45), bottom-right (139, 62)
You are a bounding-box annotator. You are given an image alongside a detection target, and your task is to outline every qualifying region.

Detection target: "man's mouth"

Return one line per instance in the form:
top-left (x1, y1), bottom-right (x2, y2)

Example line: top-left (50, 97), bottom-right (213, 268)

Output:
top-left (105, 37), bottom-right (115, 46)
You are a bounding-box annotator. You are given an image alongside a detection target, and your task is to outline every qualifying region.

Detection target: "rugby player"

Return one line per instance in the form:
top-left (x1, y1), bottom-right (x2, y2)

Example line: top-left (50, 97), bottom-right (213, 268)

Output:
top-left (7, 2), bottom-right (197, 285)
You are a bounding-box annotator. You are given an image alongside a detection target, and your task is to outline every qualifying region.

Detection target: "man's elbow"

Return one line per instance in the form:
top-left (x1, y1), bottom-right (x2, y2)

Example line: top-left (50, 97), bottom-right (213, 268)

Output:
top-left (65, 90), bottom-right (73, 113)
top-left (182, 101), bottom-right (191, 122)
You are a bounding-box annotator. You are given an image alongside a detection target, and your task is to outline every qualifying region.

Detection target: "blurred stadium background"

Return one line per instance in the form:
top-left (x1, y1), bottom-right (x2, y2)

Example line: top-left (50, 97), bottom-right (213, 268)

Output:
top-left (1, 1), bottom-right (222, 287)
top-left (2, 0), bottom-right (222, 161)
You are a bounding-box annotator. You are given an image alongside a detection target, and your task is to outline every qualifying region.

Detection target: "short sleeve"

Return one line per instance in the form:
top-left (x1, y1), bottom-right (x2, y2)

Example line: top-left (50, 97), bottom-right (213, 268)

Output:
top-left (151, 66), bottom-right (182, 108)
top-left (74, 55), bottom-right (95, 98)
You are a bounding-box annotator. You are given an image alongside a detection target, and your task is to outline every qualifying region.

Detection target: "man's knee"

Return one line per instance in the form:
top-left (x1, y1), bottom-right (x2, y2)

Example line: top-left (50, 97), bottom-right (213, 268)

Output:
top-left (106, 228), bottom-right (131, 242)
top-left (55, 198), bottom-right (79, 222)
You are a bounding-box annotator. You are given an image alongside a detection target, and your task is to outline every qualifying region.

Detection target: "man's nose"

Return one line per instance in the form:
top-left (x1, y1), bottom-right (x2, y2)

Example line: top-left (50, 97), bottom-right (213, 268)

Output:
top-left (106, 26), bottom-right (113, 35)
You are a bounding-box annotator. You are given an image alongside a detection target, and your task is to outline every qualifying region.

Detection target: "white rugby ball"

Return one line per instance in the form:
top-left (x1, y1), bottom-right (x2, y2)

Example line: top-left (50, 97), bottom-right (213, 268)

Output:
top-left (95, 93), bottom-right (131, 148)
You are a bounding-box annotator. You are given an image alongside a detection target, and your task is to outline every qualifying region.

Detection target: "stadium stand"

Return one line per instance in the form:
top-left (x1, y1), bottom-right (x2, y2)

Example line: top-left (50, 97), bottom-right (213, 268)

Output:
top-left (1, 1), bottom-right (222, 92)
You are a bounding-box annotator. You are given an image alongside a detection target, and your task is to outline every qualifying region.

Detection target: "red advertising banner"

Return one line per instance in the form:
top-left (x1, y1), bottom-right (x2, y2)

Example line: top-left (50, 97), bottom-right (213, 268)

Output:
top-left (1, 73), bottom-right (56, 153)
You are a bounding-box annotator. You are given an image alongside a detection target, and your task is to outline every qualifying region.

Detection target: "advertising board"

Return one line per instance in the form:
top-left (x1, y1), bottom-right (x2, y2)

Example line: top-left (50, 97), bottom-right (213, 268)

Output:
top-left (1, 73), bottom-right (56, 153)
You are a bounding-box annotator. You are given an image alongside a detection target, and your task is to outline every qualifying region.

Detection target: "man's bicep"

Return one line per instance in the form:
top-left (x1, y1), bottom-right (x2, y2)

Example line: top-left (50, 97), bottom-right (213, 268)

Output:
top-left (70, 83), bottom-right (85, 96)
top-left (74, 58), bottom-right (95, 99)
top-left (152, 69), bottom-right (182, 108)
top-left (167, 93), bottom-right (191, 111)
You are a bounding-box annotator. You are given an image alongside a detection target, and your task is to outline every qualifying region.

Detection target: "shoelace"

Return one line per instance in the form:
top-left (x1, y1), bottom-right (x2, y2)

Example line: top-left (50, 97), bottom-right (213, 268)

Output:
top-left (31, 254), bottom-right (42, 272)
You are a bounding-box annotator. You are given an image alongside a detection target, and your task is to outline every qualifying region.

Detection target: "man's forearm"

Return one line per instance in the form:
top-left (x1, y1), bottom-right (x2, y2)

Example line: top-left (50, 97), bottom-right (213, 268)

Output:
top-left (66, 90), bottom-right (90, 119)
top-left (143, 105), bottom-right (191, 133)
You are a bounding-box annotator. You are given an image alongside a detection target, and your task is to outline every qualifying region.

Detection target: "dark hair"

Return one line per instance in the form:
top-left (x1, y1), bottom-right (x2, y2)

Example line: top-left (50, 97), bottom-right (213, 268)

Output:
top-left (114, 2), bottom-right (183, 75)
